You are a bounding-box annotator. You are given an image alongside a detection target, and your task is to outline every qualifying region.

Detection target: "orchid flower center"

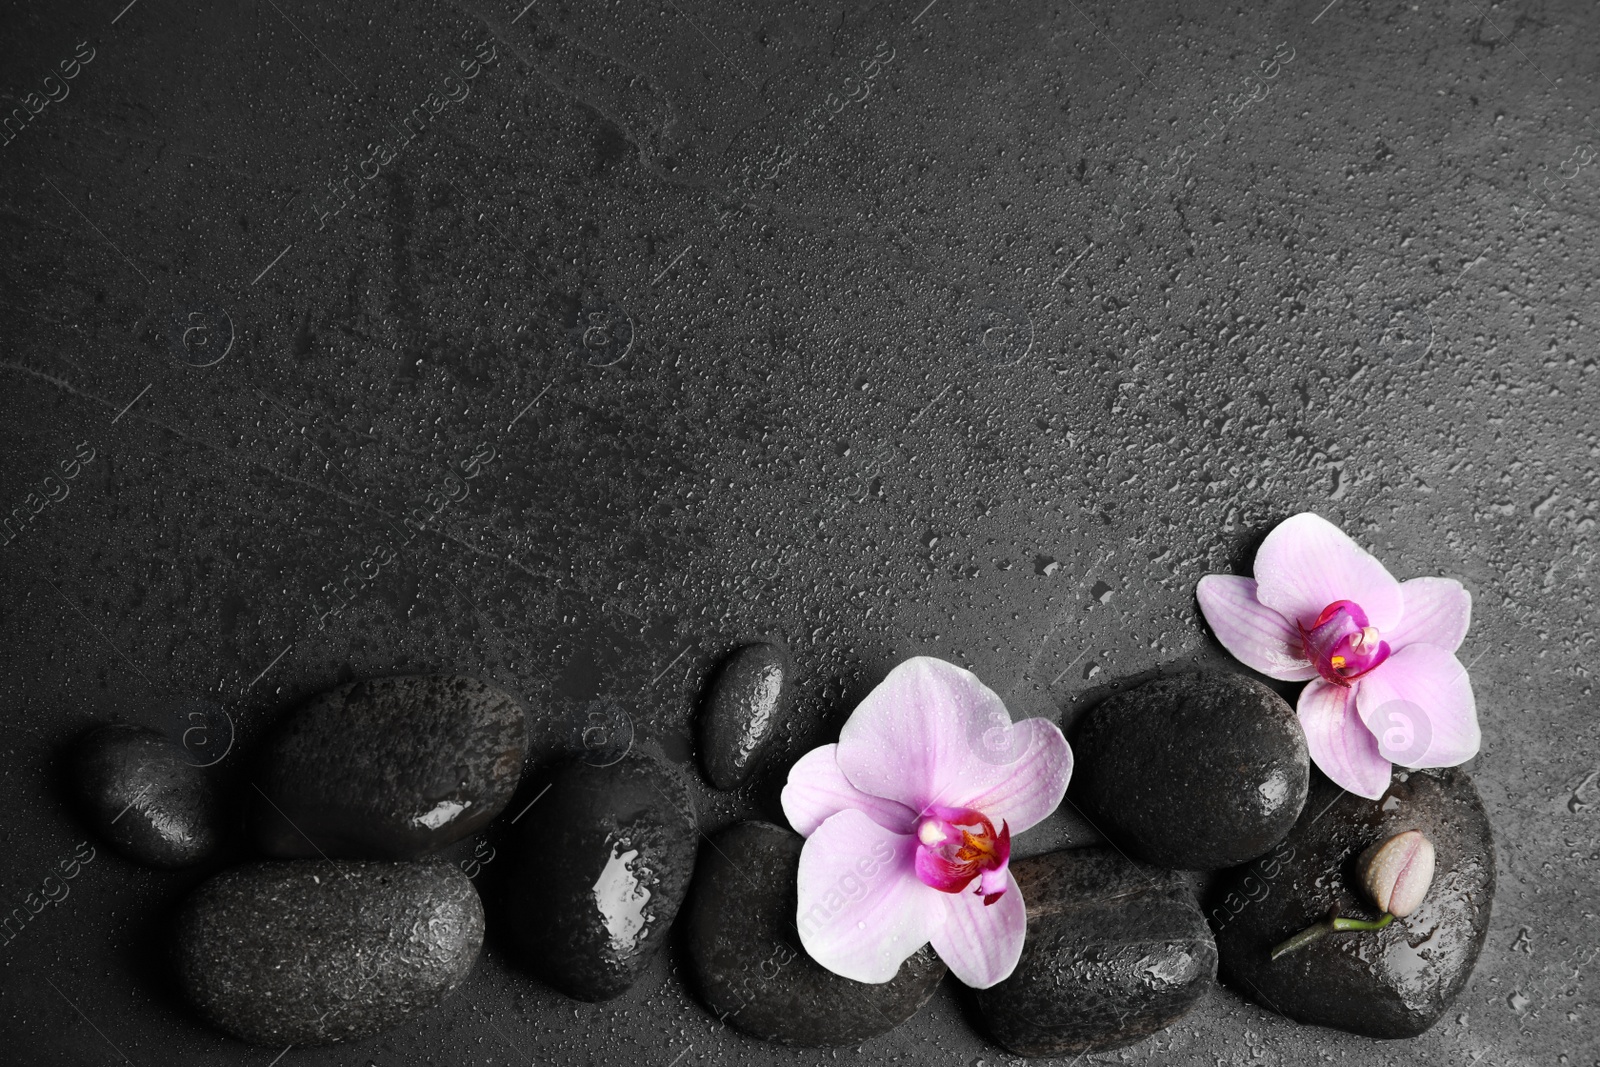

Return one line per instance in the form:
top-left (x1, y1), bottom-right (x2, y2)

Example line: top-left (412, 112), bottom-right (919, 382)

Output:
top-left (912, 806), bottom-right (1011, 906)
top-left (1298, 599), bottom-right (1392, 687)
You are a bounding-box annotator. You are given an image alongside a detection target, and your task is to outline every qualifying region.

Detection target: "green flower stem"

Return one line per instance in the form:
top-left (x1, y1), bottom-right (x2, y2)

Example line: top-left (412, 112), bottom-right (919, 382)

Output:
top-left (1270, 920), bottom-right (1333, 960)
top-left (1270, 912), bottom-right (1395, 961)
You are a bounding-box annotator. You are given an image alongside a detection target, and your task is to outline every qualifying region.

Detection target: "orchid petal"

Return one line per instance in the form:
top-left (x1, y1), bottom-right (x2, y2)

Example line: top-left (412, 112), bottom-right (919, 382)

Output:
top-left (1196, 575), bottom-right (1318, 681)
top-left (956, 719), bottom-right (1073, 835)
top-left (795, 810), bottom-right (942, 984)
top-left (782, 744), bottom-right (918, 837)
top-left (929, 868), bottom-right (1026, 989)
top-left (1356, 644), bottom-right (1480, 768)
top-left (1385, 577), bottom-right (1471, 654)
top-left (1298, 679), bottom-right (1392, 800)
top-left (836, 657), bottom-right (1067, 820)
top-left (1254, 513), bottom-right (1404, 632)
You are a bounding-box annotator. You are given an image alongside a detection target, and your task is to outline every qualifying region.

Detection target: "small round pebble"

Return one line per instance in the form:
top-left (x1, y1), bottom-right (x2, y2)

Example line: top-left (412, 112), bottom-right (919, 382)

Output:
top-left (70, 723), bottom-right (222, 869)
top-left (698, 642), bottom-right (792, 789)
top-left (1071, 673), bottom-right (1309, 869)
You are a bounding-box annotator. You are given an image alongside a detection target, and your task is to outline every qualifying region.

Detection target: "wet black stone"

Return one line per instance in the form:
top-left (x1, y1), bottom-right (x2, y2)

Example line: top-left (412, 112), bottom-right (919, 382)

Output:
top-left (683, 821), bottom-right (947, 1047)
top-left (504, 752), bottom-right (697, 1001)
top-left (175, 860), bottom-right (484, 1046)
top-left (253, 675), bottom-right (528, 860)
top-left (975, 847), bottom-right (1216, 1058)
top-left (1072, 673), bottom-right (1309, 870)
top-left (1209, 768), bottom-right (1495, 1039)
top-left (70, 724), bottom-right (222, 869)
top-left (697, 642), bottom-right (792, 789)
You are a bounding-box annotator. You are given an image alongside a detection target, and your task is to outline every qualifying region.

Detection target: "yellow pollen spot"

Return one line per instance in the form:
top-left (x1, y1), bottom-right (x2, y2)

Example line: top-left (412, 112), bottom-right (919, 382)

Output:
top-left (1331, 654), bottom-right (1348, 670)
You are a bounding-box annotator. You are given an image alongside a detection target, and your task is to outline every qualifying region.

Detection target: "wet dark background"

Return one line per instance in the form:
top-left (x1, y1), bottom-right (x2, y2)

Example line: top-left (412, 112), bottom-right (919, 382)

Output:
top-left (2, 0), bottom-right (1596, 1063)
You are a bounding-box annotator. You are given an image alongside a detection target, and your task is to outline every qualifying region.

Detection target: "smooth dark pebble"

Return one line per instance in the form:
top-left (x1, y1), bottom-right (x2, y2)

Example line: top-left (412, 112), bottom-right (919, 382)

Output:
top-left (683, 821), bottom-right (947, 1047)
top-left (1072, 673), bottom-right (1309, 869)
top-left (1209, 768), bottom-right (1495, 1038)
top-left (175, 860), bottom-right (484, 1045)
top-left (698, 642), bottom-right (792, 790)
top-left (975, 847), bottom-right (1216, 1057)
top-left (254, 675), bottom-right (528, 860)
top-left (504, 752), bottom-right (696, 1001)
top-left (70, 723), bottom-right (222, 869)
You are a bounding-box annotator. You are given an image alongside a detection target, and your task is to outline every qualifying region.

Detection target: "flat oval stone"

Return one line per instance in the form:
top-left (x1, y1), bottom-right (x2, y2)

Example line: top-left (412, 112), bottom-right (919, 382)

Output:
top-left (698, 642), bottom-right (792, 789)
top-left (974, 847), bottom-right (1216, 1057)
top-left (175, 860), bottom-right (484, 1045)
top-left (253, 675), bottom-right (528, 859)
top-left (683, 821), bottom-right (947, 1046)
top-left (1071, 673), bottom-right (1308, 869)
top-left (504, 752), bottom-right (696, 1001)
top-left (1209, 768), bottom-right (1494, 1039)
top-left (70, 724), bottom-right (222, 868)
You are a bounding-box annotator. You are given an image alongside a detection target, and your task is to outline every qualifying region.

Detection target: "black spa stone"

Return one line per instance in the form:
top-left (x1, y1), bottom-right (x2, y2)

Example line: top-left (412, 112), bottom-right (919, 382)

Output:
top-left (174, 860), bottom-right (484, 1046)
top-left (1071, 673), bottom-right (1309, 869)
top-left (503, 752), bottom-right (696, 1001)
top-left (697, 642), bottom-right (793, 789)
top-left (70, 723), bottom-right (222, 869)
top-left (253, 675), bottom-right (528, 860)
top-left (1209, 768), bottom-right (1495, 1039)
top-left (683, 821), bottom-right (947, 1047)
top-left (974, 847), bottom-right (1216, 1057)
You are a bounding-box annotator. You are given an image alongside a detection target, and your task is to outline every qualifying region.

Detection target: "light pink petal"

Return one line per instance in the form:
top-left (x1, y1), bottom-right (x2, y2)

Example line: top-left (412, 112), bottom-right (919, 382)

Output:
top-left (930, 868), bottom-right (1027, 988)
top-left (795, 810), bottom-right (942, 983)
top-left (1356, 644), bottom-right (1480, 768)
top-left (1196, 575), bottom-right (1318, 681)
top-left (1298, 679), bottom-right (1392, 800)
top-left (782, 744), bottom-right (918, 837)
top-left (1254, 513), bottom-right (1404, 632)
top-left (957, 718), bottom-right (1073, 835)
top-left (1385, 577), bottom-right (1471, 654)
top-left (836, 657), bottom-right (1057, 817)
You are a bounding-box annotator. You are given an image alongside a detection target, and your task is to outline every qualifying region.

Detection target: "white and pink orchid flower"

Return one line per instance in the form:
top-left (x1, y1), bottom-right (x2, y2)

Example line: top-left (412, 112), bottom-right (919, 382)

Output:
top-left (780, 657), bottom-right (1072, 989)
top-left (1197, 512), bottom-right (1479, 801)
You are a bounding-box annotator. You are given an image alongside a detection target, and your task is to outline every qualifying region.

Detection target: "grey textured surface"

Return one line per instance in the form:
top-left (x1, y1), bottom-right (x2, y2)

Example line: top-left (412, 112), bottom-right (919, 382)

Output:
top-left (1, 0), bottom-right (1596, 1063)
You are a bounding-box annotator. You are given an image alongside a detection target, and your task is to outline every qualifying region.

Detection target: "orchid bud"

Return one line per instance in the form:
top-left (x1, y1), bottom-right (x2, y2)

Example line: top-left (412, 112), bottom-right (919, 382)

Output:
top-left (1357, 830), bottom-right (1435, 918)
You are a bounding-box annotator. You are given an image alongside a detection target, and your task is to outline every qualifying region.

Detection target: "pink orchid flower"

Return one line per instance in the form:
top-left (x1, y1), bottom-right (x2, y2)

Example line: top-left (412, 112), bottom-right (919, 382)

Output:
top-left (1197, 512), bottom-right (1479, 801)
top-left (780, 657), bottom-right (1073, 989)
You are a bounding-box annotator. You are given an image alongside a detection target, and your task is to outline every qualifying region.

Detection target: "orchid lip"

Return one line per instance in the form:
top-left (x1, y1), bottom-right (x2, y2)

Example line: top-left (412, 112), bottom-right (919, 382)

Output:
top-left (1299, 600), bottom-right (1392, 688)
top-left (912, 806), bottom-right (1011, 904)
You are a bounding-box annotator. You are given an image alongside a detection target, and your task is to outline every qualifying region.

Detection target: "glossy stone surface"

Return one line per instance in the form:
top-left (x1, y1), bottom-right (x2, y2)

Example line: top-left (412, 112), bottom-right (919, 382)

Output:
top-left (503, 752), bottom-right (696, 1001)
top-left (683, 821), bottom-right (946, 1046)
top-left (1072, 673), bottom-right (1308, 869)
top-left (253, 675), bottom-right (528, 860)
top-left (698, 642), bottom-right (792, 789)
top-left (70, 724), bottom-right (222, 869)
top-left (975, 847), bottom-right (1216, 1057)
top-left (175, 861), bottom-right (484, 1046)
top-left (1209, 768), bottom-right (1495, 1039)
